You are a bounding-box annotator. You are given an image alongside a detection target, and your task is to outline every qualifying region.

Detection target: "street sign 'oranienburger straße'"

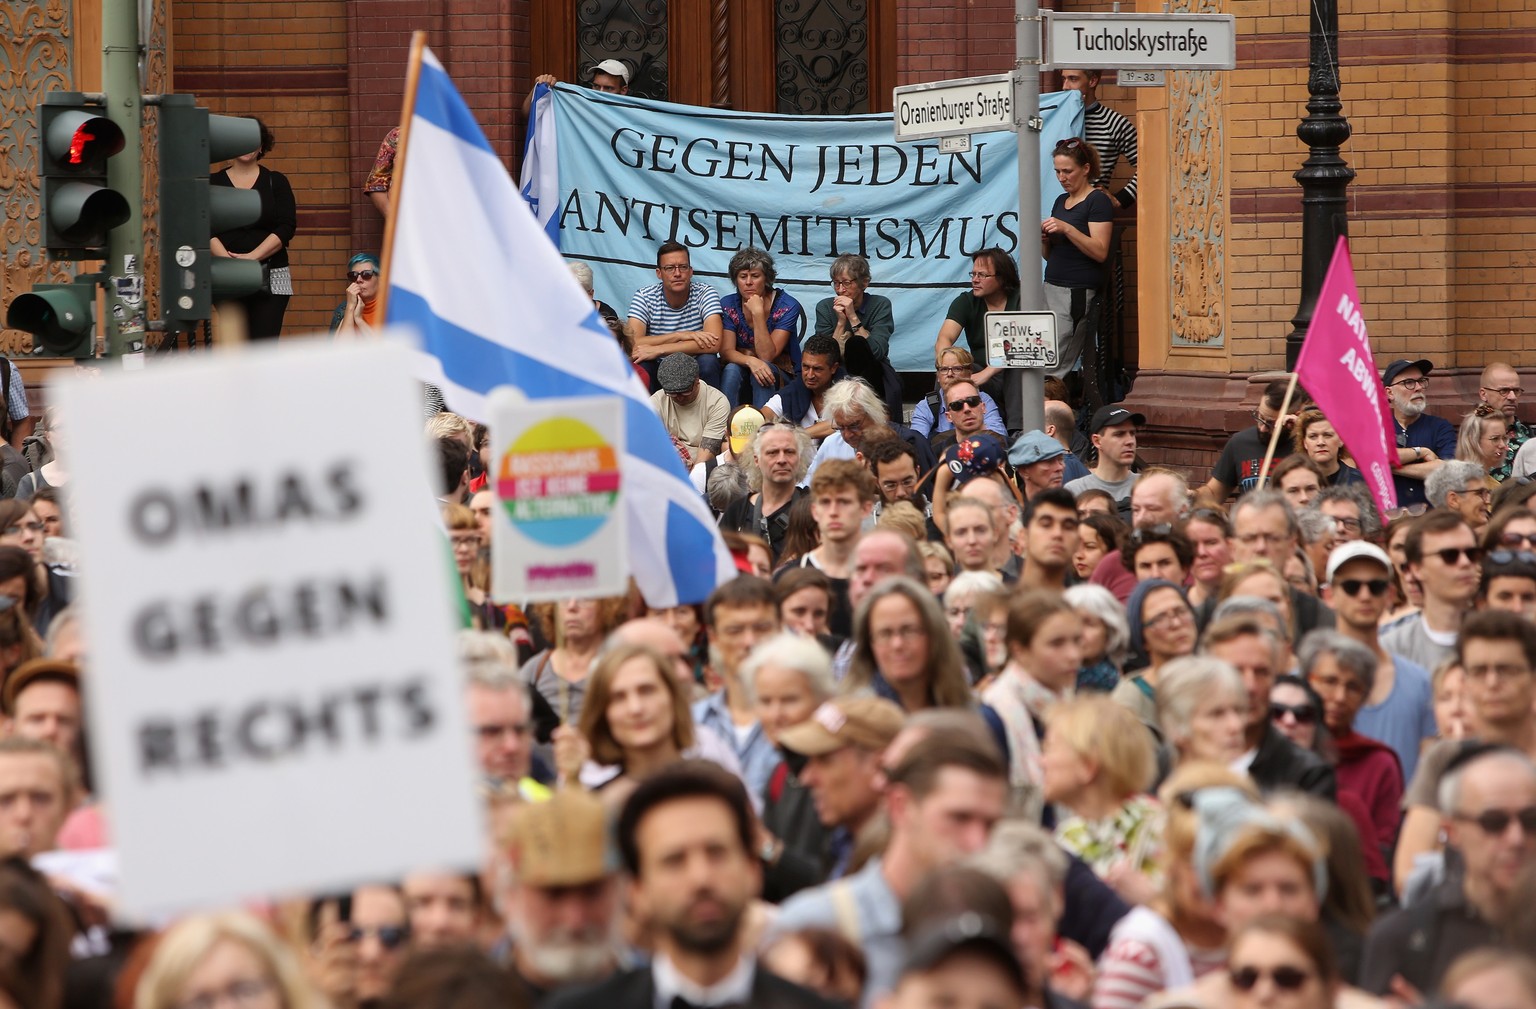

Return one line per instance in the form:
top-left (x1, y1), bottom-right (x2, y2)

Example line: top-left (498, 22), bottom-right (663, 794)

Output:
top-left (892, 73), bottom-right (1015, 143)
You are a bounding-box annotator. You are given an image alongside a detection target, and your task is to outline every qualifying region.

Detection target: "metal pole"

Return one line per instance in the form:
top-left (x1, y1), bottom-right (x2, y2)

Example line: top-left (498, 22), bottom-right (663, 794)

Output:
top-left (1014, 0), bottom-right (1046, 433)
top-left (103, 0), bottom-right (145, 360)
top-left (1284, 0), bottom-right (1352, 371)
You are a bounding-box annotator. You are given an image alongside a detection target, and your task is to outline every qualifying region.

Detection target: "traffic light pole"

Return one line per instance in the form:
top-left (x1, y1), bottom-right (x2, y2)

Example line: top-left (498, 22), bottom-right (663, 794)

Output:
top-left (1014, 0), bottom-right (1045, 434)
top-left (102, 0), bottom-right (145, 360)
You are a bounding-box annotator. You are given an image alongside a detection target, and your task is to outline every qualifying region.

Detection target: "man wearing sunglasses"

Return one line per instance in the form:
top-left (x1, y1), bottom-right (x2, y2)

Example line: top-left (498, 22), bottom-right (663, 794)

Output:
top-left (1381, 511), bottom-right (1481, 673)
top-left (929, 378), bottom-right (995, 455)
top-left (1362, 743), bottom-right (1536, 997)
top-left (1322, 543), bottom-right (1435, 785)
top-left (1383, 358), bottom-right (1457, 510)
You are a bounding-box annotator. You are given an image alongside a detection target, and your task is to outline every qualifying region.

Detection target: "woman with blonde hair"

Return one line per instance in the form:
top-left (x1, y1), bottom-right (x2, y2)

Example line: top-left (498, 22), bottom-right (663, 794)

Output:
top-left (133, 910), bottom-right (326, 1009)
top-left (1045, 695), bottom-right (1162, 891)
top-left (1458, 403), bottom-right (1510, 480)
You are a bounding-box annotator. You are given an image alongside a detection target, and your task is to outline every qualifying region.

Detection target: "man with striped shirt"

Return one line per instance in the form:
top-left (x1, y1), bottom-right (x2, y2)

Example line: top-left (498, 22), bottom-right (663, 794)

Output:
top-left (1060, 69), bottom-right (1138, 210)
top-left (627, 240), bottom-right (726, 390)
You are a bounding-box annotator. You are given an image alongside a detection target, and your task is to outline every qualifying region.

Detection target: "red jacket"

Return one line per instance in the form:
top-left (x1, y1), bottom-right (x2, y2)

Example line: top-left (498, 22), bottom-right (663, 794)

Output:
top-left (1334, 729), bottom-right (1404, 866)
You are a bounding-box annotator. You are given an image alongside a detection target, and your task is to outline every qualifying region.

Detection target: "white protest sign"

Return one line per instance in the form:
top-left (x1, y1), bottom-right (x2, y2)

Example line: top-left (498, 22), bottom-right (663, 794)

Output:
top-left (986, 311), bottom-right (1059, 369)
top-left (489, 392), bottom-right (627, 602)
top-left (52, 338), bottom-right (481, 918)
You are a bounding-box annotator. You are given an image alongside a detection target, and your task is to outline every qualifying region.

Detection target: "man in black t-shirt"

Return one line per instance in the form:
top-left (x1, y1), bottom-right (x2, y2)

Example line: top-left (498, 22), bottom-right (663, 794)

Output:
top-left (719, 422), bottom-right (806, 565)
top-left (1197, 378), bottom-right (1302, 506)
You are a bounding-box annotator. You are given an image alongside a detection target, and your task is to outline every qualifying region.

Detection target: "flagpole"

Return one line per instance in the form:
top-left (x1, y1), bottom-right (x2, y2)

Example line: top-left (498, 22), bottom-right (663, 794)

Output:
top-left (376, 30), bottom-right (428, 325)
top-left (1253, 372), bottom-right (1300, 493)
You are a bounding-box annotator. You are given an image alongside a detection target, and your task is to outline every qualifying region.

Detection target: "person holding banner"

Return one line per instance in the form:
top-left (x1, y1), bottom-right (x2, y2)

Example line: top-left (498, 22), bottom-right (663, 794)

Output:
top-left (719, 248), bottom-right (804, 410)
top-left (1041, 138), bottom-right (1113, 382)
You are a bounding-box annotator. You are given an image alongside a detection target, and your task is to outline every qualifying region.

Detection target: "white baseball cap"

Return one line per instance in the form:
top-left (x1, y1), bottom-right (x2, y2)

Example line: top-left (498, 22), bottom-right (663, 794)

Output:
top-left (1325, 541), bottom-right (1392, 585)
top-left (588, 59), bottom-right (630, 85)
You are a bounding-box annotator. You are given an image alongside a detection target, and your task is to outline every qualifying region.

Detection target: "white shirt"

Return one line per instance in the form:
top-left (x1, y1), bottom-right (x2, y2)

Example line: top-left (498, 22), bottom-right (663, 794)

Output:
top-left (652, 951), bottom-right (756, 1009)
top-left (799, 431), bottom-right (856, 486)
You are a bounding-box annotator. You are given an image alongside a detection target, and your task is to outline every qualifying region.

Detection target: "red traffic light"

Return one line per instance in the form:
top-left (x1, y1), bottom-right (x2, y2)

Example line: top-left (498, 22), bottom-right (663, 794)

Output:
top-left (44, 109), bottom-right (124, 174)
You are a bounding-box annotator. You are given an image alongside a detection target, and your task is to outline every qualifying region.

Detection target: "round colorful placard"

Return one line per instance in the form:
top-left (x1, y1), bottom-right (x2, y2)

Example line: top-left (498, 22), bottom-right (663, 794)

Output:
top-left (496, 418), bottom-right (621, 547)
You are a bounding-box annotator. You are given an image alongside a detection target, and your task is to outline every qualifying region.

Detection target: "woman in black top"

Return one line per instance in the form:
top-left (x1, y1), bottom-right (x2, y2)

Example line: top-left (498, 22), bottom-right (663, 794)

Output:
top-left (210, 118), bottom-right (297, 340)
top-left (1041, 137), bottom-right (1113, 379)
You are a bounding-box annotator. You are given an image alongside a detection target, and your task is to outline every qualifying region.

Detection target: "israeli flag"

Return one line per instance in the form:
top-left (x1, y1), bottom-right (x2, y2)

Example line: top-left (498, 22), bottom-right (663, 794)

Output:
top-left (519, 82), bottom-right (560, 245)
top-left (387, 48), bottom-right (736, 606)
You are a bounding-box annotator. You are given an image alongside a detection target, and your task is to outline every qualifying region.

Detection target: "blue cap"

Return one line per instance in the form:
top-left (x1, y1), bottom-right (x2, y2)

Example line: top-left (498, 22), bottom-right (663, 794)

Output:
top-left (1008, 429), bottom-right (1066, 467)
top-left (942, 433), bottom-right (1007, 488)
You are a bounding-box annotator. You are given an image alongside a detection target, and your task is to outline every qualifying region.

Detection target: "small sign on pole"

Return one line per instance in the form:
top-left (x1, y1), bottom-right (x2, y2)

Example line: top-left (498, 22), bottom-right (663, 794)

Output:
top-left (986, 311), bottom-right (1059, 370)
top-left (892, 73), bottom-right (1016, 143)
top-left (53, 337), bottom-right (482, 919)
top-left (490, 392), bottom-right (628, 602)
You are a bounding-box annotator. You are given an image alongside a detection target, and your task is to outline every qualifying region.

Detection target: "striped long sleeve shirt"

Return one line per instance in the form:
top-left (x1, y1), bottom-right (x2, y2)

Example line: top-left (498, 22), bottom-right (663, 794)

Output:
top-left (1083, 101), bottom-right (1139, 207)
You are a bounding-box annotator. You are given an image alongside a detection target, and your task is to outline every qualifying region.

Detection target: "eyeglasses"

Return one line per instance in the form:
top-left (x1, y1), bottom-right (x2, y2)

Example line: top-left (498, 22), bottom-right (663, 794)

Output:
top-left (345, 924), bottom-right (411, 949)
top-left (658, 264), bottom-right (691, 274)
top-left (1269, 701), bottom-right (1317, 725)
top-left (1331, 516), bottom-right (1363, 532)
top-left (3, 522), bottom-right (42, 536)
top-left (1431, 546), bottom-right (1482, 566)
top-left (1452, 805), bottom-right (1536, 836)
top-left (346, 270), bottom-right (377, 282)
top-left (947, 395), bottom-right (983, 411)
top-left (476, 721), bottom-right (532, 741)
top-left (1390, 377), bottom-right (1430, 390)
top-left (879, 476), bottom-right (918, 495)
top-left (1454, 486), bottom-right (1492, 501)
top-left (969, 271), bottom-right (994, 280)
top-left (1500, 532), bottom-right (1536, 549)
top-left (1488, 549), bottom-right (1536, 566)
top-left (176, 978), bottom-right (276, 1009)
top-left (836, 418), bottom-right (865, 435)
top-left (1385, 503), bottom-right (1428, 520)
top-left (873, 624), bottom-right (927, 644)
top-left (937, 364), bottom-right (968, 375)
top-left (1142, 606), bottom-right (1191, 631)
top-left (1336, 578), bottom-right (1389, 598)
top-left (1464, 663), bottom-right (1533, 683)
top-left (1251, 409), bottom-right (1277, 430)
top-left (1236, 531), bottom-right (1292, 548)
top-left (1229, 965), bottom-right (1313, 992)
top-left (1483, 385), bottom-right (1524, 398)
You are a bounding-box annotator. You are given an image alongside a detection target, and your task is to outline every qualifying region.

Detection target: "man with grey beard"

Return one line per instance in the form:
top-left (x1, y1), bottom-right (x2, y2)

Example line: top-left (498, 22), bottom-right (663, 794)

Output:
top-left (1383, 358), bottom-right (1456, 509)
top-left (497, 789), bottom-right (622, 1003)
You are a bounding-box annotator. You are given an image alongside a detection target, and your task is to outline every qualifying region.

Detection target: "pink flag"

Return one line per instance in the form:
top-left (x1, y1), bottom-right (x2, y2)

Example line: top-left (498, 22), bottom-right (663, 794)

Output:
top-left (1293, 238), bottom-right (1399, 518)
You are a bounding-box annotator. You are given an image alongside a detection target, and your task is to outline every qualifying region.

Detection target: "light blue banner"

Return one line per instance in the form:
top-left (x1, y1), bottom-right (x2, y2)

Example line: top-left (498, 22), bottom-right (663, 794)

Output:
top-left (523, 87), bottom-right (1084, 371)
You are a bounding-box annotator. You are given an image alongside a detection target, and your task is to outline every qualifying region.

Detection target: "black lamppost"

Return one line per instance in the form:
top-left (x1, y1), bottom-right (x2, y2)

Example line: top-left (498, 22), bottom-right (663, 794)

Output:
top-left (1285, 0), bottom-right (1354, 370)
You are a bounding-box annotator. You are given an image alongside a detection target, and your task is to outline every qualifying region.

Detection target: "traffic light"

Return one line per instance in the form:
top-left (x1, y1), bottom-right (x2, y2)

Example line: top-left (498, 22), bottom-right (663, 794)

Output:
top-left (7, 282), bottom-right (97, 358)
top-left (39, 92), bottom-right (132, 259)
top-left (158, 95), bottom-right (265, 324)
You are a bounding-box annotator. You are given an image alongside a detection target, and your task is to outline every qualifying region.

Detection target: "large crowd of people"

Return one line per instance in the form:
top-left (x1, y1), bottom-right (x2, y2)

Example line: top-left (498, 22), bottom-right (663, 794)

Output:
top-left (5, 57), bottom-right (1536, 1009)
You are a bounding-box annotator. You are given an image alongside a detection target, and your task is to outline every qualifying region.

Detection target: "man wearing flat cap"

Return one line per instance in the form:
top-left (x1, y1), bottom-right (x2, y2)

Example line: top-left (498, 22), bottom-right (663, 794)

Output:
top-left (651, 351), bottom-right (730, 468)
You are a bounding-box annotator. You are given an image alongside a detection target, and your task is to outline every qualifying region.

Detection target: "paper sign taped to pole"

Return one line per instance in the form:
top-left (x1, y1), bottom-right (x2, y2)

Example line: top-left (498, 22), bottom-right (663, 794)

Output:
top-left (51, 336), bottom-right (482, 918)
top-left (489, 392), bottom-right (628, 602)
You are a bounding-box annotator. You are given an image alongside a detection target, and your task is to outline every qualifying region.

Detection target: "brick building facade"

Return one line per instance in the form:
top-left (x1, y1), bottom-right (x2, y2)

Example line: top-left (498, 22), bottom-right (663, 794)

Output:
top-left (5, 0), bottom-right (1532, 473)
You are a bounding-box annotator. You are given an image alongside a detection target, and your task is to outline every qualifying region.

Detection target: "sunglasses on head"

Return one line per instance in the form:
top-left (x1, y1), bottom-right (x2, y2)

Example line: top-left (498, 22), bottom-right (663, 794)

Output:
top-left (1488, 549), bottom-right (1536, 566)
top-left (344, 924), bottom-right (410, 949)
top-left (947, 395), bottom-right (983, 411)
top-left (1385, 503), bottom-right (1428, 520)
top-left (1129, 523), bottom-right (1173, 544)
top-left (1433, 546), bottom-right (1483, 565)
top-left (1336, 578), bottom-right (1389, 598)
top-left (1054, 137), bottom-right (1084, 151)
top-left (1454, 805), bottom-right (1536, 836)
top-left (1229, 965), bottom-right (1313, 992)
top-left (1270, 701), bottom-right (1317, 725)
top-left (347, 269), bottom-right (377, 282)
